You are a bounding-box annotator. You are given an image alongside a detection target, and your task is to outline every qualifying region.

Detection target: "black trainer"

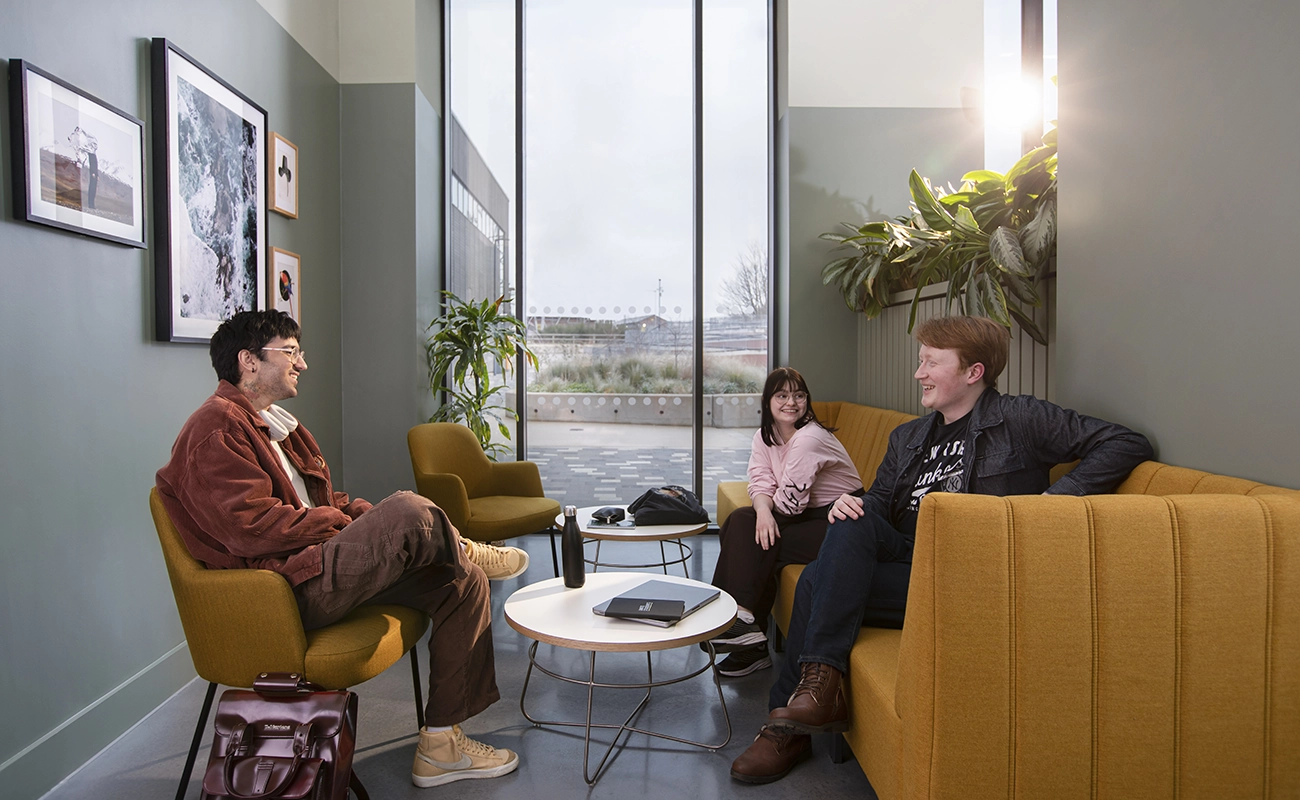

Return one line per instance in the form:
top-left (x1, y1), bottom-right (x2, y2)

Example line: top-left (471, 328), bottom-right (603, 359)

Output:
top-left (705, 619), bottom-right (768, 652)
top-left (717, 644), bottom-right (772, 677)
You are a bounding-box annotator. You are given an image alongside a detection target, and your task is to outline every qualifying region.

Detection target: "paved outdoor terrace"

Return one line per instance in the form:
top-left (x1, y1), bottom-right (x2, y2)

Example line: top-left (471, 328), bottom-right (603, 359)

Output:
top-left (524, 421), bottom-right (753, 518)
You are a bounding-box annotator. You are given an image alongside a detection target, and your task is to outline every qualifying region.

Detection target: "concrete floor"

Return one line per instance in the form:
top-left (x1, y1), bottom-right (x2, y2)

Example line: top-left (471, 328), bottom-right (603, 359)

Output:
top-left (526, 420), bottom-right (756, 518)
top-left (41, 535), bottom-right (878, 800)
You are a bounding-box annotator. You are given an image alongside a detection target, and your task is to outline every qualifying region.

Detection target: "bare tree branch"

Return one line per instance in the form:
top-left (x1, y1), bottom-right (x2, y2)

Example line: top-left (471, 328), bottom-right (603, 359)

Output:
top-left (720, 241), bottom-right (768, 318)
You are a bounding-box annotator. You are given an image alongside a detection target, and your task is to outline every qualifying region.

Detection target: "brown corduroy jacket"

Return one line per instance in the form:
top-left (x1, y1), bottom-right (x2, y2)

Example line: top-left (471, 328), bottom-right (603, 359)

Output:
top-left (156, 380), bottom-right (372, 585)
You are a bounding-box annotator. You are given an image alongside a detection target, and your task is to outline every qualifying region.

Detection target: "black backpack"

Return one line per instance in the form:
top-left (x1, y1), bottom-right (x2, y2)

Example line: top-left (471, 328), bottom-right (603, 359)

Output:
top-left (627, 485), bottom-right (710, 526)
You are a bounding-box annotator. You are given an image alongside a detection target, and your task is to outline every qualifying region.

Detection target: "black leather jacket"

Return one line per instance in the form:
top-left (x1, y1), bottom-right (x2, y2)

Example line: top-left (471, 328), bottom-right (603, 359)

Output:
top-left (861, 387), bottom-right (1154, 529)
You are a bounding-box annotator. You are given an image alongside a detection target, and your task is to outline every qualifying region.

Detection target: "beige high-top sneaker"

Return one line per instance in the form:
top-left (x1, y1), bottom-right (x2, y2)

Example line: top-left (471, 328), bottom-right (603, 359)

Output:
top-left (462, 538), bottom-right (529, 580)
top-left (411, 725), bottom-right (520, 788)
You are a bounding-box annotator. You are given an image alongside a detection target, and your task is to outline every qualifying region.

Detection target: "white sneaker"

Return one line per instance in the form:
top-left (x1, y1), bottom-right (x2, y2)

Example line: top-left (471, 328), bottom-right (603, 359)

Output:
top-left (462, 539), bottom-right (529, 580)
top-left (411, 725), bottom-right (520, 788)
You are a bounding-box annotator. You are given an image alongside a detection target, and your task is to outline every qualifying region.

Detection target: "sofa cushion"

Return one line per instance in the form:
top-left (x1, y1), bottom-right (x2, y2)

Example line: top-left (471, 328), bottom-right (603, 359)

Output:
top-left (828, 403), bottom-right (917, 486)
top-left (1117, 460), bottom-right (1296, 496)
top-left (716, 481), bottom-right (752, 527)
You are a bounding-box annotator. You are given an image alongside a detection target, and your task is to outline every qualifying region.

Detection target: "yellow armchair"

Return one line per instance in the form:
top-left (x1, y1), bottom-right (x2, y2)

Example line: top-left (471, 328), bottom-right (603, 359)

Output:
top-left (150, 489), bottom-right (429, 800)
top-left (408, 422), bottom-right (562, 573)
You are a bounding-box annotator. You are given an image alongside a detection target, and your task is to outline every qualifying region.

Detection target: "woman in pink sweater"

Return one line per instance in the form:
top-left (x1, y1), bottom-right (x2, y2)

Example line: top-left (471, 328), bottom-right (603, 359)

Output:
top-left (708, 367), bottom-right (862, 676)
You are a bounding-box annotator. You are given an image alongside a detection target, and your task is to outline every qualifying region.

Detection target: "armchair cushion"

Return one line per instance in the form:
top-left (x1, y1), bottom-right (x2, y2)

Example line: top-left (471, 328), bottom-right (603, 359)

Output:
top-left (304, 605), bottom-right (429, 688)
top-left (463, 496), bottom-right (562, 542)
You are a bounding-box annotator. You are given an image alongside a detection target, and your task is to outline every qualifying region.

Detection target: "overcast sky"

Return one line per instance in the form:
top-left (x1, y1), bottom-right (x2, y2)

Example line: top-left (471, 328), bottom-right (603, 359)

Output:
top-left (451, 0), bottom-right (768, 321)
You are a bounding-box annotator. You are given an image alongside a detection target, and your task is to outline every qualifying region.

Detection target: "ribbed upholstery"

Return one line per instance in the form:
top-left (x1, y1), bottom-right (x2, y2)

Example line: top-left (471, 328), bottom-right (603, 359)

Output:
top-left (714, 401), bottom-right (916, 525)
top-left (764, 401), bottom-right (1300, 798)
top-left (408, 422), bottom-right (561, 542)
top-left (822, 402), bottom-right (918, 489)
top-left (1117, 460), bottom-right (1295, 497)
top-left (150, 489), bottom-right (429, 689)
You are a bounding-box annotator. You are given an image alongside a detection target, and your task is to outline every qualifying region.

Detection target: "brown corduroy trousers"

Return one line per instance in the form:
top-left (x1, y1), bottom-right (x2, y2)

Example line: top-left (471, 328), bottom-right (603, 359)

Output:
top-left (293, 491), bottom-right (499, 727)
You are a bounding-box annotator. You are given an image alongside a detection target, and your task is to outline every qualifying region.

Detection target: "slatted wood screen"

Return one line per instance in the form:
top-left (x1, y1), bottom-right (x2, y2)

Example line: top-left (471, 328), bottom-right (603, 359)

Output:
top-left (856, 278), bottom-right (1055, 415)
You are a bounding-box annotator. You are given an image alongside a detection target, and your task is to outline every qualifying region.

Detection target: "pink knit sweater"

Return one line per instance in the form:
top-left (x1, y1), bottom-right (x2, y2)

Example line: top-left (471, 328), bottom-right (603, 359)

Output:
top-left (746, 423), bottom-right (862, 516)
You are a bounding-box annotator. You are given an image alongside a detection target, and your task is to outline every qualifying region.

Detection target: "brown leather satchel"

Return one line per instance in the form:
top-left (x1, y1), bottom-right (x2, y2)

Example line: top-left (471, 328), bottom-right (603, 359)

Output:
top-left (200, 672), bottom-right (368, 800)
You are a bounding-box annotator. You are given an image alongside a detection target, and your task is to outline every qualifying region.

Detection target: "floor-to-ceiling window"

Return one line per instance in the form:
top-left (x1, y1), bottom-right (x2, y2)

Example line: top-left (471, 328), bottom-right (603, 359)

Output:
top-left (447, 0), bottom-right (771, 517)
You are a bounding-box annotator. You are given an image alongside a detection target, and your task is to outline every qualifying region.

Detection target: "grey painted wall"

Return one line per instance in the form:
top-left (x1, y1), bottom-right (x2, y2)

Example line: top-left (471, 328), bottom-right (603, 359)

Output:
top-left (0, 2), bottom-right (343, 797)
top-left (785, 106), bottom-right (982, 403)
top-left (1057, 0), bottom-right (1300, 487)
top-left (339, 82), bottom-right (443, 503)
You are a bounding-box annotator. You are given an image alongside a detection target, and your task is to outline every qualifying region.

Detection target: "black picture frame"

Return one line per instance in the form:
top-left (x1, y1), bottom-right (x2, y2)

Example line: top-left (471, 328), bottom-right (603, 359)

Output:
top-left (8, 60), bottom-right (146, 248)
top-left (151, 38), bottom-right (268, 343)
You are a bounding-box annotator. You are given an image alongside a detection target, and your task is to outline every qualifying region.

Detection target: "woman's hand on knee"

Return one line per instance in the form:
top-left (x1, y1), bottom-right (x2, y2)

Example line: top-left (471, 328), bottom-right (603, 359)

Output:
top-left (829, 493), bottom-right (864, 522)
top-left (754, 511), bottom-right (780, 550)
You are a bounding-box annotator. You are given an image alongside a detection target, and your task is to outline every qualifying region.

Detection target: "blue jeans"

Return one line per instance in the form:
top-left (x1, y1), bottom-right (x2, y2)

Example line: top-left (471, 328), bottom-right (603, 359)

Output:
top-left (769, 509), bottom-right (914, 710)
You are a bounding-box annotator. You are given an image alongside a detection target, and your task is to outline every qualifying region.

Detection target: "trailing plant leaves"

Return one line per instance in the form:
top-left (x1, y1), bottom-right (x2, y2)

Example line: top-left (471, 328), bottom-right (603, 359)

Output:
top-left (953, 206), bottom-right (984, 238)
top-left (1009, 303), bottom-right (1048, 346)
top-left (989, 227), bottom-right (1031, 277)
top-left (909, 171), bottom-right (955, 232)
top-left (821, 140), bottom-right (1057, 344)
top-left (1020, 195), bottom-right (1056, 267)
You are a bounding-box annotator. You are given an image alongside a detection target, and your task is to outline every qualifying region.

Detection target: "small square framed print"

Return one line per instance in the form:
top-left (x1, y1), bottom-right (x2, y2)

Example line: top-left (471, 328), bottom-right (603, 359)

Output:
top-left (270, 132), bottom-right (298, 218)
top-left (269, 246), bottom-right (301, 322)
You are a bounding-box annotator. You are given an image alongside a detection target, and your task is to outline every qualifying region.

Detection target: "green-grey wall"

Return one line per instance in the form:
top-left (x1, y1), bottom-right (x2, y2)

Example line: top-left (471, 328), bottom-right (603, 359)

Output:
top-left (784, 107), bottom-right (982, 402)
top-left (1057, 0), bottom-right (1300, 487)
top-left (0, 2), bottom-right (343, 797)
top-left (339, 82), bottom-right (443, 503)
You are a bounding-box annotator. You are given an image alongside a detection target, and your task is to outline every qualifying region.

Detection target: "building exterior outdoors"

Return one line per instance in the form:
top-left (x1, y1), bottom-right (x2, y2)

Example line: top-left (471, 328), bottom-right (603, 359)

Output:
top-left (448, 114), bottom-right (510, 307)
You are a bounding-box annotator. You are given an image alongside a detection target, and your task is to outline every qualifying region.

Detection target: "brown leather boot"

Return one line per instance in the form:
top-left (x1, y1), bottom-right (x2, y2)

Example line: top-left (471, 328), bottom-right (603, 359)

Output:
top-left (729, 724), bottom-right (811, 784)
top-left (768, 661), bottom-right (850, 733)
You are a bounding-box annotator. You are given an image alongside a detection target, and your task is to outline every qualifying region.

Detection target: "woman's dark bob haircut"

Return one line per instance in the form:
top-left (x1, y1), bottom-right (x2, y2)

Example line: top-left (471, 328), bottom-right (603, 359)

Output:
top-left (759, 366), bottom-right (832, 447)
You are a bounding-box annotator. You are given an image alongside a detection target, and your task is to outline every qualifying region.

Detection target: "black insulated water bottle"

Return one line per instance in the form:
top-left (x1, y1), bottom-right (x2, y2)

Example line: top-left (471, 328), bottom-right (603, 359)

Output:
top-left (561, 505), bottom-right (585, 588)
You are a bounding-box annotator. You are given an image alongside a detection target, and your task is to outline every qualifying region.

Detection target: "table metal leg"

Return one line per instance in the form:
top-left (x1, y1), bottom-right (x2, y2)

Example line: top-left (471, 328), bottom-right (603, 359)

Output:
top-left (584, 537), bottom-right (694, 573)
top-left (517, 640), bottom-right (732, 785)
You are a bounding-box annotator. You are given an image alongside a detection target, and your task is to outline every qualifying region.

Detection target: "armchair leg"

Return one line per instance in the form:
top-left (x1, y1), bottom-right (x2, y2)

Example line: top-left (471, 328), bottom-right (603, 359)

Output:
top-left (829, 732), bottom-right (852, 764)
top-left (770, 619), bottom-right (785, 653)
top-left (409, 646), bottom-right (425, 730)
top-left (176, 681), bottom-right (217, 800)
top-left (548, 526), bottom-right (559, 578)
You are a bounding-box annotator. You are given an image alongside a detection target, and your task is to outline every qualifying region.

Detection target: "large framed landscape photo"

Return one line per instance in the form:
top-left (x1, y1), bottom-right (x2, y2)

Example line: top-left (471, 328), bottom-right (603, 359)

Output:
top-left (8, 60), bottom-right (146, 247)
top-left (151, 38), bottom-right (267, 342)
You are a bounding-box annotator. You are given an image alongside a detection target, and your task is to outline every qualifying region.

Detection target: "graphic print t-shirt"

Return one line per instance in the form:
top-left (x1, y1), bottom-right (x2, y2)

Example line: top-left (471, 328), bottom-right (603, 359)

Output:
top-left (898, 412), bottom-right (970, 537)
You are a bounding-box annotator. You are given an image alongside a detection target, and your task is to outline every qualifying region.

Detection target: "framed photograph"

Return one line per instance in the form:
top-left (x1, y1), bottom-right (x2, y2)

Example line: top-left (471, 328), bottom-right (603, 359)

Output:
top-left (269, 246), bottom-right (301, 322)
top-left (269, 132), bottom-right (298, 218)
top-left (151, 38), bottom-right (268, 343)
top-left (8, 60), bottom-right (146, 247)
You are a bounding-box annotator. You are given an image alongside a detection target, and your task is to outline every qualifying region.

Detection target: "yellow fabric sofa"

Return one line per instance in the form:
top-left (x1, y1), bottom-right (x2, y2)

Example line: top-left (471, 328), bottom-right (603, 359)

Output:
top-left (718, 401), bottom-right (1300, 799)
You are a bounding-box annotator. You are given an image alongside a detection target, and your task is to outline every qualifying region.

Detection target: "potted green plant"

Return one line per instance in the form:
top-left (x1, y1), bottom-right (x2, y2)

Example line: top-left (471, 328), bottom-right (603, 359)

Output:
top-left (820, 128), bottom-right (1058, 344)
top-left (426, 292), bottom-right (538, 460)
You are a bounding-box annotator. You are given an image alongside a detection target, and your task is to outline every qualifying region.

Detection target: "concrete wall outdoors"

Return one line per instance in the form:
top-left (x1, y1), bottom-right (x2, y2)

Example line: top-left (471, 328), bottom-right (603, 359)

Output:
top-left (0, 2), bottom-right (344, 798)
top-left (781, 0), bottom-right (984, 404)
top-left (1056, 0), bottom-right (1300, 487)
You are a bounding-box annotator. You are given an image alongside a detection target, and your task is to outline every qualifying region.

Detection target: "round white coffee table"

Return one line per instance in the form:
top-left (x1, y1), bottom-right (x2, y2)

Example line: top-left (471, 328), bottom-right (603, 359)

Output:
top-left (504, 572), bottom-right (737, 784)
top-left (557, 505), bottom-right (709, 577)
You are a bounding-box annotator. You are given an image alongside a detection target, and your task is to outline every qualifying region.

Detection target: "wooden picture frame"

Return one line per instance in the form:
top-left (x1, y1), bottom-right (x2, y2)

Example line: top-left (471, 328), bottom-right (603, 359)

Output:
top-left (151, 38), bottom-right (268, 343)
top-left (269, 131), bottom-right (298, 218)
top-left (8, 60), bottom-right (146, 247)
top-left (269, 246), bottom-right (301, 322)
